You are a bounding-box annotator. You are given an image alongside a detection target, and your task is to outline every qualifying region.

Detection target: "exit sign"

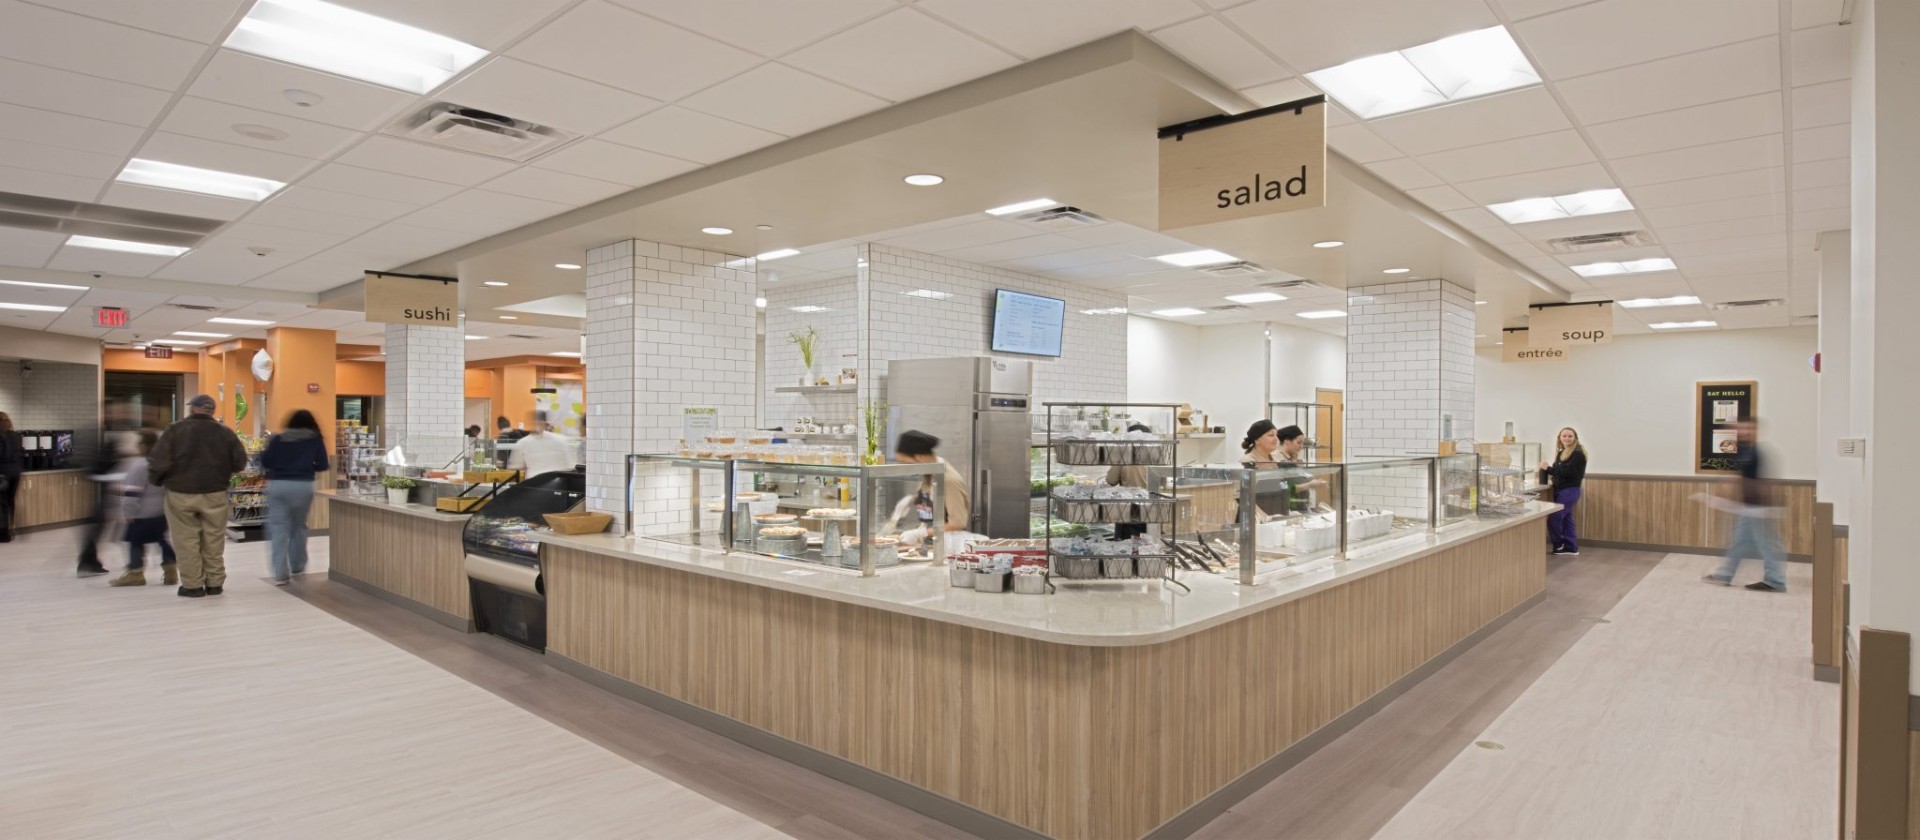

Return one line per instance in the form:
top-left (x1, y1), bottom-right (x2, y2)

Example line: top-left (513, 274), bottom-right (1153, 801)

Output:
top-left (144, 346), bottom-right (172, 359)
top-left (93, 307), bottom-right (128, 328)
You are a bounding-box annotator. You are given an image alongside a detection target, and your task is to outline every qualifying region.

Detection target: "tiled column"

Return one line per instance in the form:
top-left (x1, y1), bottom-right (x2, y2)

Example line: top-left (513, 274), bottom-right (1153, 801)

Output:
top-left (1344, 279), bottom-right (1476, 518)
top-left (384, 323), bottom-right (463, 466)
top-left (583, 240), bottom-right (756, 525)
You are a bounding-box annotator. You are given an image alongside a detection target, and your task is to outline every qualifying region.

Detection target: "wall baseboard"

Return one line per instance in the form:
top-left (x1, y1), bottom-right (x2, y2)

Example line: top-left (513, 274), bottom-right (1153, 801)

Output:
top-left (1581, 539), bottom-right (1810, 564)
top-left (327, 569), bottom-right (471, 632)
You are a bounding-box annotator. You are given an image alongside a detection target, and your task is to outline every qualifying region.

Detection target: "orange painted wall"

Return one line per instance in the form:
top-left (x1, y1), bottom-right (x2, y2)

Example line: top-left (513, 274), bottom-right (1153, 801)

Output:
top-left (464, 368), bottom-right (494, 400)
top-left (103, 348), bottom-right (199, 374)
top-left (499, 364), bottom-right (539, 430)
top-left (336, 360), bottom-right (385, 396)
top-left (266, 327), bottom-right (335, 444)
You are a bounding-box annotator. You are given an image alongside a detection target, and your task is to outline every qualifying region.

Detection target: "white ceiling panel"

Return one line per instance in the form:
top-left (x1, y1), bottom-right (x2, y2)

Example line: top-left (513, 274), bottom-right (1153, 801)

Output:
top-left (601, 106), bottom-right (786, 165)
top-left (1059, 222), bottom-right (1160, 247)
top-left (1608, 135), bottom-right (1785, 187)
top-left (240, 202), bottom-right (384, 237)
top-left (1791, 0), bottom-right (1846, 29)
top-left (320, 224), bottom-right (475, 269)
top-left (1328, 124), bottom-right (1403, 164)
top-left (1793, 206), bottom-right (1849, 232)
top-left (1149, 15), bottom-right (1288, 90)
top-left (1625, 167), bottom-right (1784, 209)
top-left (1237, 78), bottom-right (1318, 108)
top-left (98, 182), bottom-right (256, 220)
top-left (785, 9), bottom-right (1019, 103)
top-left (0, 136), bottom-right (123, 180)
top-left (440, 58), bottom-right (661, 137)
top-left (299, 163), bottom-right (463, 205)
top-left (0, 101), bottom-right (145, 157)
top-left (677, 63), bottom-right (888, 137)
top-left (1793, 157), bottom-right (1850, 190)
top-left (1791, 79), bottom-right (1850, 129)
top-left (0, 164), bottom-right (103, 202)
top-left (1369, 88), bottom-right (1572, 157)
top-left (158, 96), bottom-right (361, 161)
top-left (1675, 251), bottom-right (1793, 279)
top-left (1584, 94), bottom-right (1782, 160)
top-left (1223, 0), bottom-right (1497, 74)
top-left (1451, 162), bottom-right (1615, 205)
top-left (0, 228), bottom-right (64, 267)
top-left (266, 184), bottom-right (423, 222)
top-left (1656, 214), bottom-right (1785, 244)
top-left (1791, 124), bottom-right (1850, 163)
top-left (1515, 0), bottom-right (1776, 81)
top-left (0, 0), bottom-right (205, 88)
top-left (613, 0), bottom-right (896, 58)
top-left (1417, 130), bottom-right (1596, 183)
top-left (1493, 0), bottom-right (1605, 20)
top-left (881, 219), bottom-right (1042, 253)
top-left (136, 131), bottom-right (320, 182)
top-left (335, 136), bottom-right (518, 187)
top-left (1555, 37), bottom-right (1780, 125)
top-left (37, 0), bottom-right (248, 43)
top-left (1793, 184), bottom-right (1849, 212)
top-left (508, 1), bottom-right (761, 102)
top-left (1366, 158), bottom-right (1445, 191)
top-left (187, 50), bottom-right (416, 132)
top-left (529, 139), bottom-right (700, 188)
top-left (0, 308), bottom-right (65, 331)
top-left (246, 261), bottom-right (367, 292)
top-left (0, 55), bottom-right (172, 126)
top-left (1510, 210), bottom-right (1645, 243)
top-left (1641, 194), bottom-right (1786, 229)
top-left (939, 234), bottom-right (1093, 266)
top-left (917, 0), bottom-right (1203, 60)
top-left (329, 0), bottom-right (571, 50)
top-left (1663, 233), bottom-right (1790, 259)
top-left (1404, 186), bottom-right (1476, 212)
top-left (46, 244), bottom-right (175, 276)
top-left (401, 190), bottom-right (571, 237)
top-left (1790, 25), bottom-right (1852, 86)
top-left (1441, 207), bottom-right (1504, 230)
top-left (479, 167), bottom-right (628, 206)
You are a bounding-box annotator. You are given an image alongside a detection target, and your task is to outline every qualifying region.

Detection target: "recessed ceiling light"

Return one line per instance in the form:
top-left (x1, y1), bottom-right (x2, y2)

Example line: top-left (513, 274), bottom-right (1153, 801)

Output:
top-left (1152, 308), bottom-right (1206, 317)
top-left (230, 123), bottom-right (289, 143)
top-left (464, 335), bottom-right (486, 340)
top-left (282, 88), bottom-right (323, 107)
top-left (1382, 267), bottom-right (1411, 274)
top-left (173, 331), bottom-right (231, 338)
top-left (1618, 295), bottom-right (1701, 308)
top-left (1487, 188), bottom-right (1634, 225)
top-left (1570, 257), bottom-right (1676, 277)
top-left (902, 289), bottom-right (953, 300)
top-left (1649, 320), bottom-right (1717, 330)
top-left (904, 174), bottom-right (945, 186)
top-left (790, 305), bottom-right (828, 313)
top-left (1475, 300), bottom-right (1488, 305)
top-left (0, 279), bottom-right (88, 290)
top-left (754, 297), bottom-right (766, 309)
top-left (150, 338), bottom-right (204, 346)
top-left (1312, 240), bottom-right (1344, 249)
top-left (1297, 310), bottom-right (1347, 319)
top-left (225, 0), bottom-right (487, 94)
top-left (701, 226), bottom-right (733, 235)
top-left (1225, 292), bottom-right (1287, 304)
top-left (1154, 249), bottom-right (1237, 268)
top-left (208, 317), bottom-right (273, 326)
top-left (1306, 25), bottom-right (1539, 119)
top-left (756, 224), bottom-right (773, 231)
top-left (498, 315), bottom-right (518, 320)
top-left (67, 235), bottom-right (189, 257)
top-left (548, 351), bottom-right (582, 357)
top-left (553, 263), bottom-right (581, 270)
top-left (1475, 334), bottom-right (1487, 338)
top-left (483, 281), bottom-right (509, 287)
top-left (1080, 307), bottom-right (1128, 316)
top-left (757, 248), bottom-right (800, 261)
top-left (984, 198), bottom-right (1056, 216)
top-left (0, 301), bottom-right (67, 313)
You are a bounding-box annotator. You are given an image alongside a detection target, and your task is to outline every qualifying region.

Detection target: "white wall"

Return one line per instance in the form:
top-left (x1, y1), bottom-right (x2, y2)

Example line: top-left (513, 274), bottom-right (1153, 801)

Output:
top-left (1127, 317), bottom-right (1345, 462)
top-left (1476, 326), bottom-right (1819, 479)
top-left (1127, 316), bottom-right (1202, 406)
top-left (1269, 322), bottom-right (1345, 404)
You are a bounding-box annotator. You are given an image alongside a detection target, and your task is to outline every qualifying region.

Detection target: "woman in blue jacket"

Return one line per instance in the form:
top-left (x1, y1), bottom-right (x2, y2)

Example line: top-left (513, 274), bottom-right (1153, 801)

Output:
top-left (260, 409), bottom-right (329, 585)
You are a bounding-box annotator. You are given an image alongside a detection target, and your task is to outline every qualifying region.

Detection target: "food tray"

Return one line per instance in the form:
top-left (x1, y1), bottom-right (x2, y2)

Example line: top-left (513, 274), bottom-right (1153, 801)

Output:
top-left (437, 496), bottom-right (487, 512)
top-left (544, 511), bottom-right (611, 535)
top-left (1050, 494), bottom-right (1175, 525)
top-left (756, 534), bottom-right (806, 555)
top-left (1102, 557), bottom-right (1134, 578)
top-left (1051, 441), bottom-right (1174, 467)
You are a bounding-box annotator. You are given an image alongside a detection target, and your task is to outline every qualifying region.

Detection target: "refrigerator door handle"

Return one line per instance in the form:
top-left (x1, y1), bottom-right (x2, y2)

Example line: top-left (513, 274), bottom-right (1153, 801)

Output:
top-left (978, 468), bottom-right (989, 533)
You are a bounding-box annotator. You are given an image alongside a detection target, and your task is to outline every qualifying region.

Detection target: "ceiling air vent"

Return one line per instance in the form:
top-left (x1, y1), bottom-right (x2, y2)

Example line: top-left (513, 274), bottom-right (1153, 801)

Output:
top-left (1011, 206), bottom-right (1105, 230)
top-left (383, 103), bottom-right (579, 162)
top-left (1543, 230), bottom-right (1655, 254)
top-left (0, 190), bottom-right (219, 248)
top-left (1199, 261), bottom-right (1265, 277)
top-left (504, 334), bottom-right (542, 340)
top-left (1707, 298), bottom-right (1784, 310)
top-left (1209, 304), bottom-right (1250, 312)
top-left (166, 303), bottom-right (221, 312)
top-left (1261, 278), bottom-right (1325, 291)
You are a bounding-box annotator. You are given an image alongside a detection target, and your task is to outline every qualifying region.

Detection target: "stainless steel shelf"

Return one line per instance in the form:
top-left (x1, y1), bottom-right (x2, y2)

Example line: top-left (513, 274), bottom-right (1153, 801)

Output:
top-left (772, 384), bottom-right (857, 394)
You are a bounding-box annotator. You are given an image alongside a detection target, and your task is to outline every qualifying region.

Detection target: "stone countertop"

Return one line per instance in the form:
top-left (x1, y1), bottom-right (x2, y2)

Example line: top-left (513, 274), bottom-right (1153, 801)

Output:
top-left (321, 489), bottom-right (475, 522)
top-left (541, 503), bottom-right (1559, 648)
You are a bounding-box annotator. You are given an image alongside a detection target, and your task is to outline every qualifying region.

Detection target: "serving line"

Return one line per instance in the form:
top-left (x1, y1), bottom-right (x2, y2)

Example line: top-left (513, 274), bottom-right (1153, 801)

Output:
top-left (322, 489), bottom-right (477, 521)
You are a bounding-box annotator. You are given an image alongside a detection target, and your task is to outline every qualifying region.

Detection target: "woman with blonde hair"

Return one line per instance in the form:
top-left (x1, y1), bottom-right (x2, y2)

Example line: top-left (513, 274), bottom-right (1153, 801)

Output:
top-left (1538, 427), bottom-right (1588, 556)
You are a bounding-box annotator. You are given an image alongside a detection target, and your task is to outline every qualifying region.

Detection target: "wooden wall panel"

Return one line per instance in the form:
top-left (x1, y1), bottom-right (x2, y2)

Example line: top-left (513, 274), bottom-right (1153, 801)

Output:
top-left (1571, 476), bottom-right (1815, 556)
top-left (16, 471), bottom-right (94, 529)
top-left (546, 519), bottom-right (1545, 840)
top-left (327, 501), bottom-right (469, 620)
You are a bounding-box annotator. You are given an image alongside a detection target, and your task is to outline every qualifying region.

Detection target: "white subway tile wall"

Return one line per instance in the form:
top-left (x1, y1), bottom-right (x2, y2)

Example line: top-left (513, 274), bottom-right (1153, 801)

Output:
top-left (384, 323), bottom-right (465, 467)
top-left (0, 362), bottom-right (101, 464)
top-left (584, 240), bottom-right (757, 528)
top-left (1345, 278), bottom-right (1476, 516)
top-left (761, 276), bottom-right (859, 433)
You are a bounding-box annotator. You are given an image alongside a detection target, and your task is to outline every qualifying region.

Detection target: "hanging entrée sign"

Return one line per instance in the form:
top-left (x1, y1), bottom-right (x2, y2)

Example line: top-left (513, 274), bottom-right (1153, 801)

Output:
top-left (1157, 95), bottom-right (1328, 231)
top-left (1500, 329), bottom-right (1566, 363)
top-left (362, 271), bottom-right (458, 327)
top-left (1527, 301), bottom-right (1613, 347)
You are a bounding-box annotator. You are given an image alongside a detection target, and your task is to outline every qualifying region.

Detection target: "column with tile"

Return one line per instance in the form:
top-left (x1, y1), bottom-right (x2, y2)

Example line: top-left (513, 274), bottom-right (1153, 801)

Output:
top-left (583, 240), bottom-right (756, 529)
top-left (384, 323), bottom-right (465, 468)
top-left (1343, 278), bottom-right (1476, 517)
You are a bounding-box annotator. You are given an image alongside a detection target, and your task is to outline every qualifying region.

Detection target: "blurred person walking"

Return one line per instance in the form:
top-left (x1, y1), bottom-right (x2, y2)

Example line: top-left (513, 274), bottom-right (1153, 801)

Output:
top-left (260, 409), bottom-right (328, 585)
top-left (149, 395), bottom-right (248, 598)
top-left (0, 412), bottom-right (20, 544)
top-left (1703, 417), bottom-right (1788, 592)
top-left (108, 431), bottom-right (176, 587)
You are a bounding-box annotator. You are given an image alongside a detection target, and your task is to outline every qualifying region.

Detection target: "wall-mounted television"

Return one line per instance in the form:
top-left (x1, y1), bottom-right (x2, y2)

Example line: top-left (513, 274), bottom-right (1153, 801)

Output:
top-left (990, 289), bottom-right (1065, 358)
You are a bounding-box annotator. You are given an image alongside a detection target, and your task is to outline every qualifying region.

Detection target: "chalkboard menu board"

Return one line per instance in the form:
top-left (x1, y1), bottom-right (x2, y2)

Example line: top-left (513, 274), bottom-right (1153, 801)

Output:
top-left (1695, 380), bottom-right (1756, 474)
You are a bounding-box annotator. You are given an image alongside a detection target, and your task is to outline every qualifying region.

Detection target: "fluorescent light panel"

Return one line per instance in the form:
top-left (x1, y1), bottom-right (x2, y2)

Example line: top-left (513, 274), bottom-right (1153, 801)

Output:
top-left (789, 305), bottom-right (828, 313)
top-left (0, 279), bottom-right (88, 290)
top-left (548, 351), bottom-right (581, 357)
top-left (1154, 249), bottom-right (1237, 268)
top-left (1225, 292), bottom-right (1286, 304)
top-left (464, 335), bottom-right (486, 340)
top-left (1305, 26), bottom-right (1540, 119)
top-left (902, 289), bottom-right (952, 300)
top-left (984, 198), bottom-right (1056, 216)
top-left (173, 331), bottom-right (231, 338)
top-left (1152, 308), bottom-right (1205, 317)
top-left (1618, 295), bottom-right (1700, 308)
top-left (1487, 188), bottom-right (1633, 225)
top-left (0, 301), bottom-right (67, 313)
top-left (1649, 320), bottom-right (1717, 330)
top-left (66, 235), bottom-right (189, 257)
top-left (1297, 310), bottom-right (1346, 319)
top-left (224, 0), bottom-right (487, 94)
top-left (208, 317), bottom-right (273, 326)
top-left (151, 338), bottom-right (204, 346)
top-left (117, 159), bottom-right (285, 202)
top-left (757, 249), bottom-right (800, 261)
top-left (1080, 307), bottom-right (1128, 316)
top-left (553, 263), bottom-right (581, 270)
top-left (1571, 257), bottom-right (1676, 277)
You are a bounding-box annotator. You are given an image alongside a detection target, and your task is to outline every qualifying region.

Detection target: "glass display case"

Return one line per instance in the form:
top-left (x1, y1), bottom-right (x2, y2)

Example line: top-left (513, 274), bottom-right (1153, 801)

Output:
top-left (727, 460), bottom-right (948, 576)
top-left (462, 471), bottom-right (587, 566)
top-left (1476, 441), bottom-right (1544, 517)
top-left (1041, 402), bottom-right (1186, 589)
top-left (1437, 452), bottom-right (1480, 527)
top-left (334, 419), bottom-right (383, 497)
top-left (1268, 401), bottom-right (1334, 463)
top-left (1179, 462), bottom-right (1347, 584)
top-left (1343, 457), bottom-right (1440, 550)
top-left (624, 453), bottom-right (734, 548)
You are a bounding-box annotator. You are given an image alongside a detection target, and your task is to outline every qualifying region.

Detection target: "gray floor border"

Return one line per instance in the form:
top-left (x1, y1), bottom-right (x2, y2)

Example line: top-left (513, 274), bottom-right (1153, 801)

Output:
top-left (1582, 539), bottom-right (1810, 564)
top-left (327, 569), bottom-right (472, 633)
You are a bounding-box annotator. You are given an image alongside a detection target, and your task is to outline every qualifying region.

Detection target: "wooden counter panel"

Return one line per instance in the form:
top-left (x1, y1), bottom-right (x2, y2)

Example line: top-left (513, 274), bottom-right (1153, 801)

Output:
top-left (546, 518), bottom-right (1546, 840)
top-left (1572, 476), bottom-right (1814, 555)
top-left (328, 500), bottom-right (469, 620)
top-left (15, 471), bottom-right (94, 529)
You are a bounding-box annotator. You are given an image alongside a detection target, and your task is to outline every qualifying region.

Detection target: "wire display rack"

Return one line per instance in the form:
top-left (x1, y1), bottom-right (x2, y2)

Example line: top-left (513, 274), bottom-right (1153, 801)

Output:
top-left (1041, 402), bottom-right (1189, 592)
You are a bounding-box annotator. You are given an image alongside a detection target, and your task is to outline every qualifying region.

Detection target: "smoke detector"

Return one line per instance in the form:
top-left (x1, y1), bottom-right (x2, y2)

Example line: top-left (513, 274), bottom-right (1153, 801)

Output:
top-left (383, 103), bottom-right (579, 162)
top-left (1010, 205), bottom-right (1105, 230)
top-left (1543, 230), bottom-right (1655, 254)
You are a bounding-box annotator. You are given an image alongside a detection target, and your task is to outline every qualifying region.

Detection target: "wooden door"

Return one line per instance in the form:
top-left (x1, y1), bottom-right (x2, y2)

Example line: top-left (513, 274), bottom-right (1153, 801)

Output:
top-left (1315, 388), bottom-right (1344, 461)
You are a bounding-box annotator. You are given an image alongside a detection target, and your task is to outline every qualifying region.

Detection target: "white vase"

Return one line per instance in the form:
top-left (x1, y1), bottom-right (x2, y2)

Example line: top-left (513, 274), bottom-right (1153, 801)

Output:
top-left (801, 369), bottom-right (813, 387)
top-left (387, 487), bottom-right (410, 505)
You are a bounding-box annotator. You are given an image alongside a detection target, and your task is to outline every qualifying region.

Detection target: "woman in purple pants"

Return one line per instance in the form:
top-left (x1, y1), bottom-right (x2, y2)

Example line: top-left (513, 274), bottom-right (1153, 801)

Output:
top-left (1538, 427), bottom-right (1587, 556)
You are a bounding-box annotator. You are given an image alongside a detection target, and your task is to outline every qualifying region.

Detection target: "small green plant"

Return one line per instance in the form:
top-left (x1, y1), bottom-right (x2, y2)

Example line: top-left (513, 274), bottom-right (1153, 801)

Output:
top-left (861, 398), bottom-right (888, 466)
top-left (788, 326), bottom-right (820, 372)
top-left (380, 475), bottom-right (418, 490)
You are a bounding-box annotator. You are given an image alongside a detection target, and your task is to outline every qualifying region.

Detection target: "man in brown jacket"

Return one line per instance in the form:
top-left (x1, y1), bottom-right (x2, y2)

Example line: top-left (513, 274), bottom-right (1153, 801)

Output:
top-left (149, 394), bottom-right (249, 598)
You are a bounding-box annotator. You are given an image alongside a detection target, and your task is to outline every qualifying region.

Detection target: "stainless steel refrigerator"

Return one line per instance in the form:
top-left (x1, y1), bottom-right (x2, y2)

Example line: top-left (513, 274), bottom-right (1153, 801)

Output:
top-left (885, 357), bottom-right (1033, 538)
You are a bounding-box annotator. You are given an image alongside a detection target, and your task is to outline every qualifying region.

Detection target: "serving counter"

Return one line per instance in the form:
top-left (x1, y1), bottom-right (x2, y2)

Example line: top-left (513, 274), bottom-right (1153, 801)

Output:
top-left (323, 490), bottom-right (474, 630)
top-left (539, 502), bottom-right (1557, 840)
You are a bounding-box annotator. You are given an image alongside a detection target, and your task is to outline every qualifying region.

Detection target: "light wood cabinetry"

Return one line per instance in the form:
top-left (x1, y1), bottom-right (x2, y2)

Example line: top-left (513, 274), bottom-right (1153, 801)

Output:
top-left (326, 496), bottom-right (470, 623)
top-left (14, 470), bottom-right (95, 530)
top-left (1571, 475), bottom-right (1815, 556)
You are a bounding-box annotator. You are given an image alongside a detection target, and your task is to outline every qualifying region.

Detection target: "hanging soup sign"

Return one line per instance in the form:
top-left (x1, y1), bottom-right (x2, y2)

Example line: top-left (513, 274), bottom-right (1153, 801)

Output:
top-left (1526, 301), bottom-right (1613, 347)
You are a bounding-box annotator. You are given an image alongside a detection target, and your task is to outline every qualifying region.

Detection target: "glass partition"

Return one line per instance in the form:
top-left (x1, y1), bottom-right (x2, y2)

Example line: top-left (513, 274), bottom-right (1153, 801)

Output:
top-left (1437, 452), bottom-right (1480, 527)
top-left (1342, 457), bottom-right (1434, 550)
top-left (1179, 462), bottom-right (1346, 584)
top-left (625, 453), bottom-right (734, 548)
top-left (1476, 441), bottom-right (1543, 517)
top-left (1268, 401), bottom-right (1334, 463)
top-left (728, 460), bottom-right (947, 576)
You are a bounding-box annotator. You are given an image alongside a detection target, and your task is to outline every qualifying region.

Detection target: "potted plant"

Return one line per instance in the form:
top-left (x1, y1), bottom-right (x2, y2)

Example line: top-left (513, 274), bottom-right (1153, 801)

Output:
top-left (788, 326), bottom-right (819, 387)
top-left (861, 398), bottom-right (887, 465)
top-left (381, 475), bottom-right (417, 506)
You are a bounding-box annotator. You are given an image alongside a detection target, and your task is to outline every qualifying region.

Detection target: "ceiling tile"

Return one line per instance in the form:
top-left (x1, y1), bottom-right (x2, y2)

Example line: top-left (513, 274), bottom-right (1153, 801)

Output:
top-left (508, 1), bottom-right (762, 102)
top-left (0, 228), bottom-right (64, 267)
top-left (940, 234), bottom-right (1094, 265)
top-left (136, 131), bottom-right (320, 182)
top-left (0, 56), bottom-right (172, 127)
top-left (1608, 135), bottom-right (1785, 187)
top-left (601, 106), bottom-right (786, 165)
top-left (401, 190), bottom-right (572, 237)
top-left (1791, 79), bottom-right (1850, 129)
top-left (1515, 0), bottom-right (1776, 81)
top-left (1405, 186), bottom-right (1476, 211)
top-left (37, 0), bottom-right (249, 43)
top-left (678, 63), bottom-right (887, 136)
top-left (1366, 158), bottom-right (1444, 190)
top-left (1369, 87), bottom-right (1572, 157)
top-left (1657, 214), bottom-right (1785, 244)
top-left (335, 136), bottom-right (517, 186)
top-left (240, 202), bottom-right (384, 237)
top-left (1417, 130), bottom-right (1596, 183)
top-left (1556, 37), bottom-right (1779, 125)
top-left (321, 224), bottom-right (476, 269)
top-left (1223, 0), bottom-right (1496, 74)
top-left (1452, 162), bottom-right (1615, 204)
top-left (784, 9), bottom-right (1018, 103)
top-left (298, 163), bottom-right (464, 205)
top-left (916, 0), bottom-right (1203, 60)
top-left (0, 0), bottom-right (205, 89)
top-left (439, 57), bottom-right (661, 136)
top-left (1791, 0), bottom-right (1846, 29)
top-left (529, 139), bottom-right (699, 188)
top-left (1791, 123), bottom-right (1849, 163)
top-left (1329, 124), bottom-right (1402, 163)
top-left (46, 243), bottom-right (176, 277)
top-left (479, 167), bottom-right (628, 206)
top-left (0, 136), bottom-right (124, 179)
top-left (328, 0), bottom-right (572, 50)
top-left (267, 184), bottom-right (423, 221)
top-left (158, 97), bottom-right (362, 161)
top-left (1584, 93), bottom-right (1782, 159)
top-left (246, 261), bottom-right (367, 292)
top-left (1793, 206), bottom-right (1849, 232)
top-left (1663, 233), bottom-right (1789, 258)
top-left (1149, 16), bottom-right (1288, 89)
top-left (1790, 24), bottom-right (1851, 86)
top-left (187, 50), bottom-right (416, 132)
top-left (1626, 167), bottom-right (1784, 209)
top-left (1442, 208), bottom-right (1504, 230)
top-left (609, 0), bottom-right (895, 58)
top-left (99, 182), bottom-right (255, 220)
top-left (1510, 210), bottom-right (1645, 243)
top-left (1792, 157), bottom-right (1849, 189)
top-left (880, 219), bottom-right (1038, 253)
top-left (0, 101), bottom-right (144, 157)
top-left (1237, 78), bottom-right (1318, 108)
top-left (0, 164), bottom-right (101, 202)
top-left (1641, 194), bottom-right (1787, 229)
top-left (1492, 0), bottom-right (1596, 19)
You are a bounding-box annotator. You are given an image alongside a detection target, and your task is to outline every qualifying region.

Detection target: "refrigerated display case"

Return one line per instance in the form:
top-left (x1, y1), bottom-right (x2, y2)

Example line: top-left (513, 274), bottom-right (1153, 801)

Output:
top-left (463, 470), bottom-right (586, 651)
top-left (1476, 441), bottom-right (1544, 516)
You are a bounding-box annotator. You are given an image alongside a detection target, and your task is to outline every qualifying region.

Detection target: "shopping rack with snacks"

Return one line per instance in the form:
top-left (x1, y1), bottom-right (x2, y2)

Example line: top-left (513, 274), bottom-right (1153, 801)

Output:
top-left (1039, 402), bottom-right (1188, 592)
top-left (225, 434), bottom-right (269, 537)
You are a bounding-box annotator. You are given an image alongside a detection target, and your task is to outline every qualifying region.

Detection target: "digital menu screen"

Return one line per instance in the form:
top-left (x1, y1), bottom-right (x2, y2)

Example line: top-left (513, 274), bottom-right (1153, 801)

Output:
top-left (990, 289), bottom-right (1065, 357)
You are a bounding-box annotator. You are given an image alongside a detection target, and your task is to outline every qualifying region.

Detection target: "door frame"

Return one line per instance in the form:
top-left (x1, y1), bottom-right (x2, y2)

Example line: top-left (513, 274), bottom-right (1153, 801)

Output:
top-left (1314, 387), bottom-right (1343, 461)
